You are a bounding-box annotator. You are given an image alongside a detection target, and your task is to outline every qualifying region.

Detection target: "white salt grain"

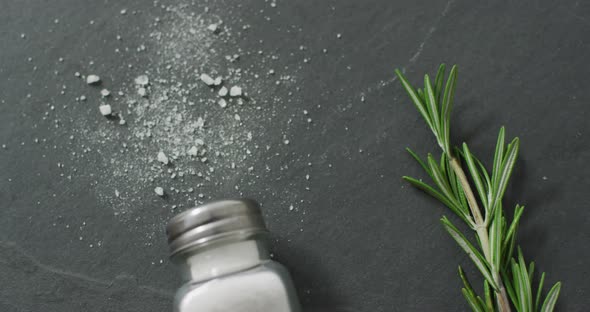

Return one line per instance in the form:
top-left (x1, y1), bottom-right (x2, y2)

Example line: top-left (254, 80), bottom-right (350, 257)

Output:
top-left (218, 98), bottom-right (227, 108)
top-left (229, 86), bottom-right (242, 97)
top-left (134, 75), bottom-right (149, 86)
top-left (99, 104), bottom-right (112, 116)
top-left (100, 89), bottom-right (111, 97)
top-left (157, 151), bottom-right (170, 165)
top-left (214, 77), bottom-right (223, 86)
top-left (86, 75), bottom-right (101, 85)
top-left (207, 24), bottom-right (219, 33)
top-left (200, 73), bottom-right (215, 86)
top-left (138, 87), bottom-right (147, 97)
top-left (188, 146), bottom-right (199, 156)
top-left (195, 138), bottom-right (205, 146)
top-left (234, 114), bottom-right (241, 121)
top-left (154, 187), bottom-right (165, 196)
top-left (218, 86), bottom-right (228, 97)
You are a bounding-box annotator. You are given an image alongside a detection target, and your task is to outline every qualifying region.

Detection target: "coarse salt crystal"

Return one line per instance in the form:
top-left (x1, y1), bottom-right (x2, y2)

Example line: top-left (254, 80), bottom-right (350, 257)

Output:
top-left (138, 87), bottom-right (147, 97)
top-left (154, 187), bottom-right (164, 196)
top-left (207, 24), bottom-right (219, 33)
top-left (100, 89), bottom-right (110, 97)
top-left (214, 77), bottom-right (222, 86)
top-left (86, 74), bottom-right (101, 85)
top-left (218, 86), bottom-right (228, 97)
top-left (157, 151), bottom-right (169, 164)
top-left (188, 146), bottom-right (199, 156)
top-left (200, 73), bottom-right (215, 86)
top-left (99, 104), bottom-right (112, 116)
top-left (134, 75), bottom-right (149, 86)
top-left (218, 98), bottom-right (227, 108)
top-left (229, 86), bottom-right (242, 97)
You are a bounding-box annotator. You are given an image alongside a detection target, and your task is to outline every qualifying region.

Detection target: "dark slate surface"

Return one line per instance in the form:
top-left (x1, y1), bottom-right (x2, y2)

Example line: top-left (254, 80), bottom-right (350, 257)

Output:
top-left (1, 0), bottom-right (588, 311)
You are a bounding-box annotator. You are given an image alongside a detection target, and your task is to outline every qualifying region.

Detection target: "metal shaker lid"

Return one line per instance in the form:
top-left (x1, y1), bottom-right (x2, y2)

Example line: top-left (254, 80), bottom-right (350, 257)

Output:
top-left (166, 198), bottom-right (268, 256)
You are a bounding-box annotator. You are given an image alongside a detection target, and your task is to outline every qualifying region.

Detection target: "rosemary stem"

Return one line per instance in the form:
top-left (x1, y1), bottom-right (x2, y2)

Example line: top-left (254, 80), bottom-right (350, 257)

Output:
top-left (449, 156), bottom-right (512, 312)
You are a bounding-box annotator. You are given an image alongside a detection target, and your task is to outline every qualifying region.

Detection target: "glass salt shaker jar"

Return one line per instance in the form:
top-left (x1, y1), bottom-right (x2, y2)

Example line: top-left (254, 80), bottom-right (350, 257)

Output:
top-left (166, 198), bottom-right (301, 312)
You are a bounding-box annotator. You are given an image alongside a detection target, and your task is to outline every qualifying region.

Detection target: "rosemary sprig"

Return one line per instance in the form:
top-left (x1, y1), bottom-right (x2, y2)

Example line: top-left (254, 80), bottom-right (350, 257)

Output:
top-left (395, 64), bottom-right (562, 312)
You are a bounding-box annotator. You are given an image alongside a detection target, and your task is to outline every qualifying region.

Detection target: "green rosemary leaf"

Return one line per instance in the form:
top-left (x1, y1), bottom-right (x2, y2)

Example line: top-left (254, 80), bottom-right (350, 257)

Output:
top-left (458, 266), bottom-right (478, 298)
top-left (462, 288), bottom-right (486, 312)
top-left (424, 74), bottom-right (441, 137)
top-left (488, 206), bottom-right (503, 271)
top-left (467, 152), bottom-right (492, 207)
top-left (441, 65), bottom-right (457, 154)
top-left (535, 272), bottom-right (546, 311)
top-left (492, 127), bottom-right (506, 191)
top-left (427, 154), bottom-right (458, 205)
top-left (434, 63), bottom-right (446, 101)
top-left (402, 176), bottom-right (471, 225)
top-left (528, 261), bottom-right (535, 285)
top-left (490, 137), bottom-right (519, 217)
top-left (511, 259), bottom-right (525, 311)
top-left (395, 69), bottom-right (435, 132)
top-left (502, 205), bottom-right (525, 267)
top-left (540, 282), bottom-right (561, 312)
top-left (517, 248), bottom-right (533, 311)
top-left (483, 281), bottom-right (494, 311)
top-left (441, 217), bottom-right (498, 290)
top-left (462, 143), bottom-right (489, 211)
top-left (405, 148), bottom-right (432, 178)
top-left (502, 270), bottom-right (519, 312)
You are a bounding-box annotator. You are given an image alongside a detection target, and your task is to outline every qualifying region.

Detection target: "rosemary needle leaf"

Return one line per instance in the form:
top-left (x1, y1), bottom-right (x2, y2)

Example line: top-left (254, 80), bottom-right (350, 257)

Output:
top-left (402, 176), bottom-right (471, 225)
top-left (491, 138), bottom-right (520, 216)
top-left (427, 154), bottom-right (456, 203)
top-left (488, 206), bottom-right (503, 271)
top-left (492, 127), bottom-right (506, 190)
top-left (517, 248), bottom-right (533, 311)
top-left (441, 65), bottom-right (457, 154)
top-left (424, 75), bottom-right (441, 137)
top-left (441, 216), bottom-right (498, 290)
top-left (484, 281), bottom-right (494, 311)
top-left (535, 272), bottom-right (546, 310)
top-left (540, 282), bottom-right (561, 312)
top-left (502, 205), bottom-right (525, 265)
top-left (434, 63), bottom-right (446, 101)
top-left (405, 148), bottom-right (432, 178)
top-left (462, 288), bottom-right (486, 312)
top-left (462, 143), bottom-right (489, 212)
top-left (395, 69), bottom-right (434, 132)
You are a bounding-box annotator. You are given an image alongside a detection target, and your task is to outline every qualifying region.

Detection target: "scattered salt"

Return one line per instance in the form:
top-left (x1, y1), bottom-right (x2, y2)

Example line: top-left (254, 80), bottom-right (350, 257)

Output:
top-left (207, 24), bottom-right (219, 33)
top-left (155, 187), bottom-right (165, 196)
top-left (218, 98), bottom-right (227, 108)
top-left (157, 151), bottom-right (170, 165)
top-left (200, 73), bottom-right (215, 86)
top-left (99, 104), bottom-right (112, 116)
top-left (218, 86), bottom-right (228, 97)
top-left (188, 146), bottom-right (199, 156)
top-left (134, 75), bottom-right (149, 86)
top-left (86, 75), bottom-right (101, 85)
top-left (100, 89), bottom-right (111, 97)
top-left (229, 86), bottom-right (242, 97)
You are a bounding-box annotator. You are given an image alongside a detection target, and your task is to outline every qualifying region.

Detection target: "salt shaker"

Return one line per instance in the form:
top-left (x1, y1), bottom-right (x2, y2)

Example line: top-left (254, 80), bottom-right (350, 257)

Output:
top-left (166, 198), bottom-right (302, 312)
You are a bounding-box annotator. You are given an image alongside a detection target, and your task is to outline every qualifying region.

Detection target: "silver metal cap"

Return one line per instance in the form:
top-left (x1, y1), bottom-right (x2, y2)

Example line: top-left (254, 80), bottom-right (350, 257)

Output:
top-left (166, 199), bottom-right (267, 256)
